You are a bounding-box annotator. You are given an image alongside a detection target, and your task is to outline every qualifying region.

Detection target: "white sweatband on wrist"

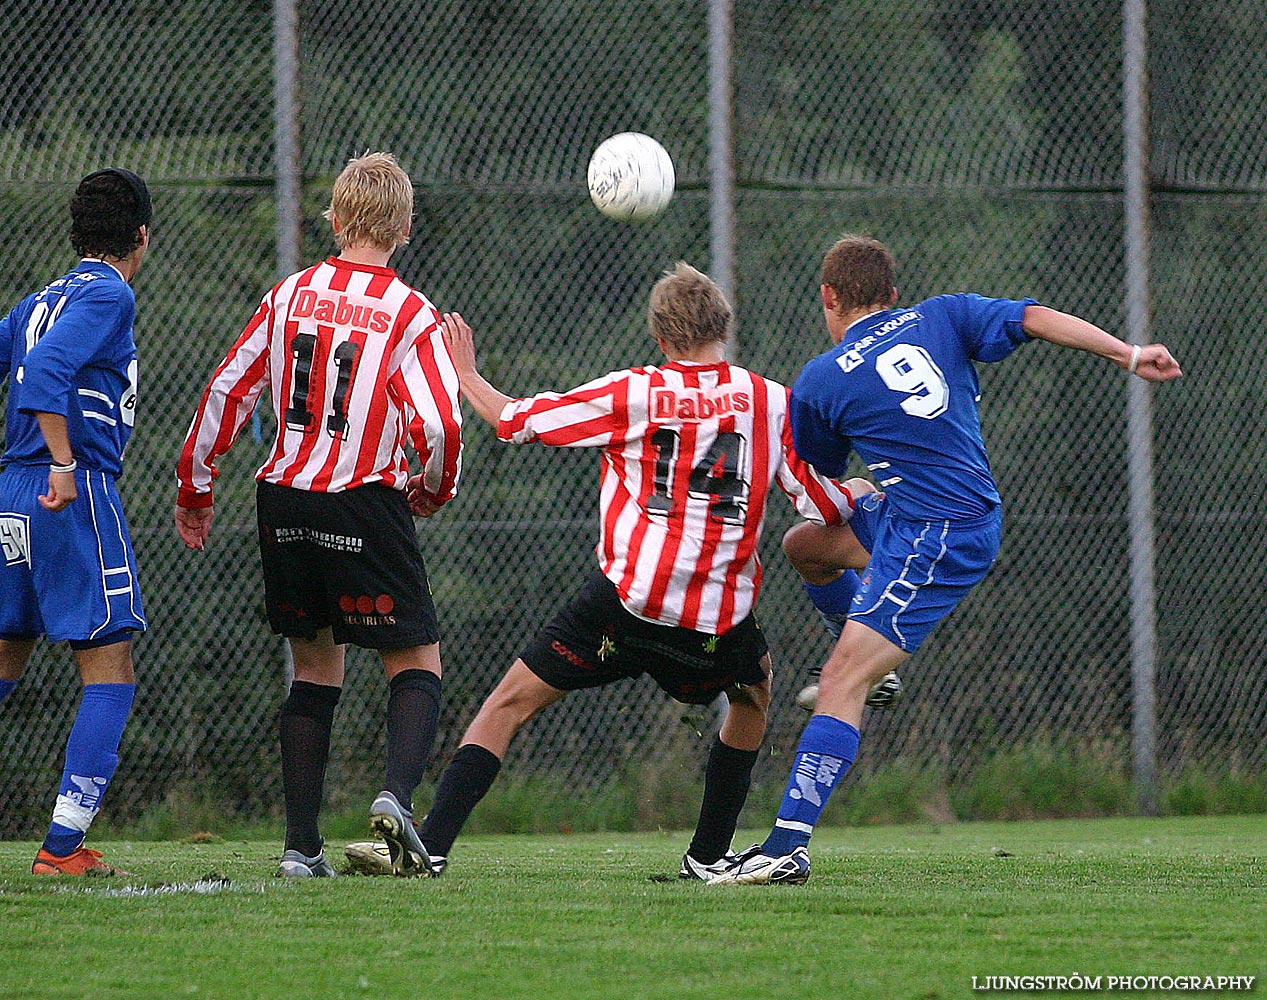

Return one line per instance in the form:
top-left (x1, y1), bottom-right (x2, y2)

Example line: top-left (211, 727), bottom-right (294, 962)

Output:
top-left (1128, 345), bottom-right (1141, 375)
top-left (50, 459), bottom-right (77, 474)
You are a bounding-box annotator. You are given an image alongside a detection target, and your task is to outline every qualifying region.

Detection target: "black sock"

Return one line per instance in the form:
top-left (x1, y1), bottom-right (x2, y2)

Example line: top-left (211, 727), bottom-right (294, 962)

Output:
top-left (279, 681), bottom-right (341, 856)
top-left (687, 737), bottom-right (760, 864)
top-left (384, 669), bottom-right (442, 812)
top-left (417, 743), bottom-right (502, 857)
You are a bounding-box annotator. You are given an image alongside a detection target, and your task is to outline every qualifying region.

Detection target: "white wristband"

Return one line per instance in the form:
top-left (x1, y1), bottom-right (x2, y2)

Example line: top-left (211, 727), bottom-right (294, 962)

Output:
top-left (1128, 345), bottom-right (1141, 375)
top-left (50, 459), bottom-right (77, 474)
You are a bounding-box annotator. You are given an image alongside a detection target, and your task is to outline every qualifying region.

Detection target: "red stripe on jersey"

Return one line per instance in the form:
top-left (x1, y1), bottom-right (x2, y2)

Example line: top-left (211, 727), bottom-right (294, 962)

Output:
top-left (412, 327), bottom-right (462, 500)
top-left (365, 270), bottom-right (395, 298)
top-left (718, 373), bottom-right (773, 631)
top-left (327, 261), bottom-right (352, 292)
top-left (724, 374), bottom-right (773, 599)
top-left (352, 323), bottom-right (400, 484)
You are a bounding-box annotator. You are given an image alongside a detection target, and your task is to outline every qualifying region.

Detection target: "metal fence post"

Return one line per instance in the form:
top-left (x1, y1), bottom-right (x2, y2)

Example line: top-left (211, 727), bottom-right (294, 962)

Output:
top-left (274, 0), bottom-right (301, 280)
top-left (1123, 0), bottom-right (1158, 815)
top-left (708, 0), bottom-right (737, 355)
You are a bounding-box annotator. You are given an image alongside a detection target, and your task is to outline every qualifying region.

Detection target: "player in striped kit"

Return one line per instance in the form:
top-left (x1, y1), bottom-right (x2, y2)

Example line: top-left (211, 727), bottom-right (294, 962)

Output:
top-left (386, 262), bottom-right (860, 880)
top-left (0, 168), bottom-right (152, 875)
top-left (712, 234), bottom-right (1182, 885)
top-left (175, 153), bottom-right (462, 877)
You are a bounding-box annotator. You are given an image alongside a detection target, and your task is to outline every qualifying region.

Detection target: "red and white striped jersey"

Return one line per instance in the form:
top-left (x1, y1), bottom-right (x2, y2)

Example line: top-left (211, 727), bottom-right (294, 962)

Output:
top-left (177, 257), bottom-right (462, 508)
top-left (498, 360), bottom-right (853, 635)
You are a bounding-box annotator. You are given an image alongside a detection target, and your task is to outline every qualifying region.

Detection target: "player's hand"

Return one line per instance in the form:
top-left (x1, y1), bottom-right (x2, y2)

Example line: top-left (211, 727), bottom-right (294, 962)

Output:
top-left (441, 312), bottom-right (477, 375)
top-left (842, 476), bottom-right (879, 501)
top-left (406, 475), bottom-right (444, 518)
top-left (175, 505), bottom-right (215, 550)
top-left (38, 470), bottom-right (78, 511)
top-left (1130, 344), bottom-right (1183, 382)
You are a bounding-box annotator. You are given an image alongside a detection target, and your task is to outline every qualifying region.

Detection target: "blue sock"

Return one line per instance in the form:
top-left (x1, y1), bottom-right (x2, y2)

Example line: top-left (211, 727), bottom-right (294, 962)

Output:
top-left (0, 678), bottom-right (15, 706)
top-left (803, 572), bottom-right (859, 640)
top-left (762, 715), bottom-right (860, 857)
top-left (43, 683), bottom-right (135, 856)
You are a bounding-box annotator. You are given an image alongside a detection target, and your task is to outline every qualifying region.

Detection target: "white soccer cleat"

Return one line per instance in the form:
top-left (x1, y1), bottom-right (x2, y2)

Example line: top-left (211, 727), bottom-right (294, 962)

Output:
top-left (707, 845), bottom-right (811, 886)
top-left (678, 849), bottom-right (743, 881)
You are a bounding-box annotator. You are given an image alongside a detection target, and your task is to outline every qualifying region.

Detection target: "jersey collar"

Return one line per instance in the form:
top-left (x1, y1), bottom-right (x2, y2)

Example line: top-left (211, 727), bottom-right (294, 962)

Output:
top-left (79, 258), bottom-right (127, 282)
top-left (326, 255), bottom-right (397, 277)
top-left (663, 359), bottom-right (729, 374)
top-left (844, 309), bottom-right (890, 337)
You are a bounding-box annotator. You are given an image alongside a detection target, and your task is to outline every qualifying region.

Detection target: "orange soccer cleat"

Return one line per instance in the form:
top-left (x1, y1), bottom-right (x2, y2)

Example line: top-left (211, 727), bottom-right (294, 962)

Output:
top-left (31, 846), bottom-right (130, 876)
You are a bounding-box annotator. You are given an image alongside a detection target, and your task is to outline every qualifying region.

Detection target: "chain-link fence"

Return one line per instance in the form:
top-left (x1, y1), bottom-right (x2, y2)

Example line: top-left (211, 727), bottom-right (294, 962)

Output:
top-left (1, 1), bottom-right (1263, 836)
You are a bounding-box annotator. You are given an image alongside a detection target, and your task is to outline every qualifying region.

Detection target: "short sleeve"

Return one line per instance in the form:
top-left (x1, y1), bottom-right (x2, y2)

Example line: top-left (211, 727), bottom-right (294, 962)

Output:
top-left (934, 293), bottom-right (1037, 363)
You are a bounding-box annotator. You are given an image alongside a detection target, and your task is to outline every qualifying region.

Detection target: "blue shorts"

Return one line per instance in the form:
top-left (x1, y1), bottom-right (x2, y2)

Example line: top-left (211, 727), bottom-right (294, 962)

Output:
top-left (847, 491), bottom-right (1001, 653)
top-left (0, 465), bottom-right (146, 645)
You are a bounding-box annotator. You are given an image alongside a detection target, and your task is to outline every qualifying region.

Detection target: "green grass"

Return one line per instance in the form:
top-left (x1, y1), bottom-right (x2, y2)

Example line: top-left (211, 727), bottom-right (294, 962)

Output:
top-left (1, 816), bottom-right (1262, 1000)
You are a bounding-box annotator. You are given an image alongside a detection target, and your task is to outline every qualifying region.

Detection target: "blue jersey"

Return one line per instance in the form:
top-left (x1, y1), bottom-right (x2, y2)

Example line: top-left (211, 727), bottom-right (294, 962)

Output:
top-left (789, 293), bottom-right (1035, 520)
top-left (0, 260), bottom-right (138, 476)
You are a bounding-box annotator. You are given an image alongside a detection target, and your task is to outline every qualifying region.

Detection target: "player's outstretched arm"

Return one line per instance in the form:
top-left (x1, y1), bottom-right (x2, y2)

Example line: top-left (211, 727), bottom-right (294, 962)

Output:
top-left (1022, 305), bottom-right (1182, 382)
top-left (441, 312), bottom-right (514, 428)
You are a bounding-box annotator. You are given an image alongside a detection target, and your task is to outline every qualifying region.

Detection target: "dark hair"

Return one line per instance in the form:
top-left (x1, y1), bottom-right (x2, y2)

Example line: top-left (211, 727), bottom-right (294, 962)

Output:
top-left (821, 234), bottom-right (896, 312)
top-left (70, 168), bottom-right (151, 259)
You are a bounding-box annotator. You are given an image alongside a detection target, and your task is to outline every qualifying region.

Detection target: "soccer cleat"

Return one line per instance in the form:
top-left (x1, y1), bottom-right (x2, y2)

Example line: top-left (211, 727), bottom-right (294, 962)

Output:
top-left (368, 790), bottom-right (436, 877)
top-left (277, 847), bottom-right (337, 878)
top-left (344, 840), bottom-right (447, 877)
top-left (796, 671), bottom-right (903, 713)
top-left (707, 845), bottom-right (811, 885)
top-left (31, 846), bottom-right (130, 877)
top-left (678, 849), bottom-right (744, 881)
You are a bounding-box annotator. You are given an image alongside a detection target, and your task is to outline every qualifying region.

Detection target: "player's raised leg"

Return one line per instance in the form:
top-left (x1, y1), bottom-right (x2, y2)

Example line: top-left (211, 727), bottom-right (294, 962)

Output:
top-left (368, 642), bottom-right (443, 876)
top-left (782, 517), bottom-right (902, 712)
top-left (413, 660), bottom-right (567, 874)
top-left (679, 659), bottom-right (770, 880)
top-left (32, 640), bottom-right (136, 876)
top-left (277, 630), bottom-right (344, 878)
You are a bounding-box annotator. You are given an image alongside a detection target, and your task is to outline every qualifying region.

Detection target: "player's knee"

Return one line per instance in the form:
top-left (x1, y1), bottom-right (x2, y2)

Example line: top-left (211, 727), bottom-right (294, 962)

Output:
top-left (782, 520), bottom-right (825, 572)
top-left (727, 680), bottom-right (770, 717)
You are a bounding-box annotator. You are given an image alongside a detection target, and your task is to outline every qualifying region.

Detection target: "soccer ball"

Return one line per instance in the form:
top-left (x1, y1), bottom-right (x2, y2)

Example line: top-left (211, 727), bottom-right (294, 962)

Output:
top-left (587, 132), bottom-right (675, 222)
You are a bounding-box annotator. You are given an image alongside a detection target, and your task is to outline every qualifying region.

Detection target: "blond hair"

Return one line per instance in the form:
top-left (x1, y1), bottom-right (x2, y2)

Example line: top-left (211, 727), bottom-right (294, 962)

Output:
top-left (647, 262), bottom-right (732, 353)
top-left (821, 234), bottom-right (896, 312)
top-left (323, 152), bottom-right (413, 252)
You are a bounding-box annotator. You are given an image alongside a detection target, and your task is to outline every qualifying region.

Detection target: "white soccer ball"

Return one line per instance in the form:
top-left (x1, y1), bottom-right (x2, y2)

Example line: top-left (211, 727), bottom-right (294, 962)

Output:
top-left (587, 132), bottom-right (675, 222)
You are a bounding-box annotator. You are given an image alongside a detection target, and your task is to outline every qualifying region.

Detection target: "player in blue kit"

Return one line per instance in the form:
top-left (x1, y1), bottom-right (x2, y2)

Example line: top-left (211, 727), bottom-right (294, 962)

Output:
top-left (712, 234), bottom-right (1182, 884)
top-left (0, 168), bottom-right (152, 876)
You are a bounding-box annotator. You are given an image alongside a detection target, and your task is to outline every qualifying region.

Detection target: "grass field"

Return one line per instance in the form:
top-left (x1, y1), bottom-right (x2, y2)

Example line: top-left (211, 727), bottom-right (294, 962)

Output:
top-left (0, 815), bottom-right (1261, 1000)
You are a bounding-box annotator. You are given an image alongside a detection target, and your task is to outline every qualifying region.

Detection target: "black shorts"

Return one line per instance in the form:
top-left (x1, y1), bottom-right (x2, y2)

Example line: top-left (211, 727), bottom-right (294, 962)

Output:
top-left (256, 480), bottom-right (439, 650)
top-left (520, 573), bottom-right (769, 705)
